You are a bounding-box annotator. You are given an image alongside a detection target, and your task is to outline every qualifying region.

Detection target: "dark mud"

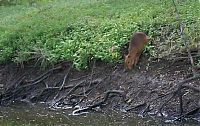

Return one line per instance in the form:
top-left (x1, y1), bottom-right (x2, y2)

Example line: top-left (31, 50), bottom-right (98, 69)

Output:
top-left (0, 55), bottom-right (200, 123)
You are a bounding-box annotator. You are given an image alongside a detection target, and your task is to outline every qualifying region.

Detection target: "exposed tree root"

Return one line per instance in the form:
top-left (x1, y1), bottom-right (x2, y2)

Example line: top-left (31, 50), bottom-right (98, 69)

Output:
top-left (72, 90), bottom-right (125, 115)
top-left (126, 74), bottom-right (200, 120)
top-left (174, 107), bottom-right (200, 121)
top-left (0, 58), bottom-right (200, 122)
top-left (0, 65), bottom-right (65, 105)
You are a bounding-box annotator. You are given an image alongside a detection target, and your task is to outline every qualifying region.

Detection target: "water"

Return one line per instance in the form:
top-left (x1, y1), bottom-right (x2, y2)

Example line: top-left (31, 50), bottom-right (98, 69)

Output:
top-left (0, 103), bottom-right (199, 126)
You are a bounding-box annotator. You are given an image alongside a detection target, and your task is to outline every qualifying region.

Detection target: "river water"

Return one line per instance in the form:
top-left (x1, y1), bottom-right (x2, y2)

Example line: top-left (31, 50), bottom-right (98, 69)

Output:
top-left (0, 103), bottom-right (199, 126)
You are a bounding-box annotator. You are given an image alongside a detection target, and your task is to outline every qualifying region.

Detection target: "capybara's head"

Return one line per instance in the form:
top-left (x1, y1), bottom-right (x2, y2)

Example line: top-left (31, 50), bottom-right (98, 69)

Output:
top-left (133, 32), bottom-right (150, 44)
top-left (124, 54), bottom-right (134, 70)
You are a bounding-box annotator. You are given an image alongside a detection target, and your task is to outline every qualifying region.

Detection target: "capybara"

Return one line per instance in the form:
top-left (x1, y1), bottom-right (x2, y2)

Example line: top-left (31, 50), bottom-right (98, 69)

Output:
top-left (124, 32), bottom-right (150, 70)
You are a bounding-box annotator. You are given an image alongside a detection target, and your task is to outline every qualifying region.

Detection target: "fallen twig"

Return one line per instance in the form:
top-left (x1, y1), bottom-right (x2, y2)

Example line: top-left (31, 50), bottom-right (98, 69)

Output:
top-left (171, 0), bottom-right (197, 76)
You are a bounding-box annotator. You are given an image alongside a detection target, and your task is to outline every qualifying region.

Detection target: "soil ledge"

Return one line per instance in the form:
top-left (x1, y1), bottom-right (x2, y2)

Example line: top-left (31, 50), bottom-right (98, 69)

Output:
top-left (0, 56), bottom-right (200, 123)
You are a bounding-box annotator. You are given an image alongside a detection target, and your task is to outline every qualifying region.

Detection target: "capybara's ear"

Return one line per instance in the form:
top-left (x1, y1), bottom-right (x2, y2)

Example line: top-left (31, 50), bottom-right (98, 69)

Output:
top-left (146, 36), bottom-right (151, 42)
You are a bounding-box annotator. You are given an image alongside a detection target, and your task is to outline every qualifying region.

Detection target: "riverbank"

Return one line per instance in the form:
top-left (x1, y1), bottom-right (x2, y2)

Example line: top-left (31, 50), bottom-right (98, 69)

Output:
top-left (1, 0), bottom-right (200, 124)
top-left (1, 55), bottom-right (200, 123)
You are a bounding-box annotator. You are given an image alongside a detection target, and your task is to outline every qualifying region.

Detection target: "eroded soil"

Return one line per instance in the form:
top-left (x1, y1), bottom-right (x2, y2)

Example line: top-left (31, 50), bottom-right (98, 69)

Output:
top-left (0, 56), bottom-right (200, 123)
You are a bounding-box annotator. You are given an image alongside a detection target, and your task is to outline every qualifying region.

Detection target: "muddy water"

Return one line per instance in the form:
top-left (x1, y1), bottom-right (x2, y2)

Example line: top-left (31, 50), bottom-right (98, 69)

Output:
top-left (0, 103), bottom-right (198, 126)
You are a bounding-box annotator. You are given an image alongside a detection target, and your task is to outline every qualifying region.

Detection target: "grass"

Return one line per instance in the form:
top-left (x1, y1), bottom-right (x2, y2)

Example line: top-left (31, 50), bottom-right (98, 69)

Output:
top-left (0, 0), bottom-right (200, 69)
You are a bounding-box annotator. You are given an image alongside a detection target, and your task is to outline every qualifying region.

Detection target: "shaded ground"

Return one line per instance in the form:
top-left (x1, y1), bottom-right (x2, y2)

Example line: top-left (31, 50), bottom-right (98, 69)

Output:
top-left (0, 55), bottom-right (200, 123)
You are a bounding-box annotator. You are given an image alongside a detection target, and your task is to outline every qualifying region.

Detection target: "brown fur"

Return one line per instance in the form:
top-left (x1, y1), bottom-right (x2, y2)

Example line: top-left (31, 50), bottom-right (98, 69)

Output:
top-left (124, 32), bottom-right (150, 70)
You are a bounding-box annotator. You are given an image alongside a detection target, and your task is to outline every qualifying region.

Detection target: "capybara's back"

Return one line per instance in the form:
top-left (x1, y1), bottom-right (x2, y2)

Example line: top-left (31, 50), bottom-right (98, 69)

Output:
top-left (124, 32), bottom-right (150, 70)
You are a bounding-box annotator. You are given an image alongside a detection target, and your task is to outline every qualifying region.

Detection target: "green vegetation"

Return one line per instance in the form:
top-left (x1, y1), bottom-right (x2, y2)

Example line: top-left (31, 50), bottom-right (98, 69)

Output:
top-left (0, 0), bottom-right (200, 69)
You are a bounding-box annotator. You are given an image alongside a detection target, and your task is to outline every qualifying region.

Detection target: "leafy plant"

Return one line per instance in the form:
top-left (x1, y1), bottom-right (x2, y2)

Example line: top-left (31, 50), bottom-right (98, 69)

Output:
top-left (0, 0), bottom-right (199, 69)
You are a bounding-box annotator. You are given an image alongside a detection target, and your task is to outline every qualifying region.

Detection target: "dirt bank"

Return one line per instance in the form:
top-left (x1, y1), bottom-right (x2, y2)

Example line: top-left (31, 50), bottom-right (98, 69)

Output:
top-left (0, 55), bottom-right (200, 123)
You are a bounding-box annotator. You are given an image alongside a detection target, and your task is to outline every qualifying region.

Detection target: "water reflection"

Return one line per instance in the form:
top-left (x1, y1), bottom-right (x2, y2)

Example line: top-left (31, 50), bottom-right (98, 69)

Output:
top-left (0, 103), bottom-right (199, 126)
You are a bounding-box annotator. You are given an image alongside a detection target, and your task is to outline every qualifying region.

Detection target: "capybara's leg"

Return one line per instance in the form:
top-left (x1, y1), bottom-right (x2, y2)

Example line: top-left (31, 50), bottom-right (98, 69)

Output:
top-left (131, 58), bottom-right (135, 69)
top-left (134, 57), bottom-right (138, 66)
top-left (134, 52), bottom-right (141, 67)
